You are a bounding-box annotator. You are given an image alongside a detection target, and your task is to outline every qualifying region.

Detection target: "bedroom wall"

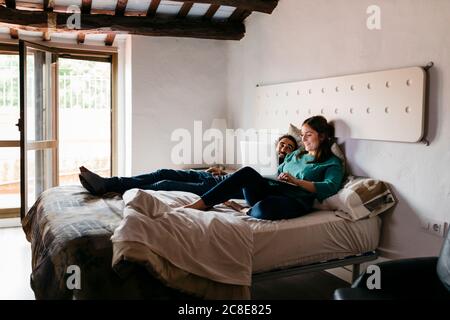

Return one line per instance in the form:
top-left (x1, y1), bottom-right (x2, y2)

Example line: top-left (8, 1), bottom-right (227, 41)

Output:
top-left (130, 35), bottom-right (228, 174)
top-left (226, 0), bottom-right (450, 258)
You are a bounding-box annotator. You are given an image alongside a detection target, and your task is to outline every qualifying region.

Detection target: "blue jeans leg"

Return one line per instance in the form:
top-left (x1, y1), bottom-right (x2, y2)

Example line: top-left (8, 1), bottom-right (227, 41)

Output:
top-left (249, 196), bottom-right (309, 220)
top-left (105, 169), bottom-right (214, 194)
top-left (201, 166), bottom-right (270, 207)
top-left (141, 180), bottom-right (218, 196)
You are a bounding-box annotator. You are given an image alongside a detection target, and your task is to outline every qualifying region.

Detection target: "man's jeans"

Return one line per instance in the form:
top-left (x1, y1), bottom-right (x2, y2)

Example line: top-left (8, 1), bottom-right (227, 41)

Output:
top-left (105, 169), bottom-right (242, 198)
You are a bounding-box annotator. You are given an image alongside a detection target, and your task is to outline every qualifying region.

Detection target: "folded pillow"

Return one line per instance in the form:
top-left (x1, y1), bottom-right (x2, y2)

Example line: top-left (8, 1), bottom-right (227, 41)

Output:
top-left (331, 143), bottom-right (346, 172)
top-left (313, 176), bottom-right (396, 221)
top-left (288, 123), bottom-right (302, 145)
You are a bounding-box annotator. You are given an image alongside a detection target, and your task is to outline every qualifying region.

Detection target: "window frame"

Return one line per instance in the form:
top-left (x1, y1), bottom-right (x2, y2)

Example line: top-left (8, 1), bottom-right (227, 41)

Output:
top-left (0, 40), bottom-right (118, 219)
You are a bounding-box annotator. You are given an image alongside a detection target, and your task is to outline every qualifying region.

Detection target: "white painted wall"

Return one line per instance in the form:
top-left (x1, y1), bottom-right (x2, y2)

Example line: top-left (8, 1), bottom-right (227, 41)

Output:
top-left (115, 35), bottom-right (132, 177)
top-left (130, 35), bottom-right (228, 174)
top-left (227, 0), bottom-right (450, 258)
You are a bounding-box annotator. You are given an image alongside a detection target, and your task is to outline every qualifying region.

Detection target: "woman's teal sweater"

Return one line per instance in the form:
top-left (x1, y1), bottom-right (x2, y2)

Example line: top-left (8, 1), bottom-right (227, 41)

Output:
top-left (269, 150), bottom-right (344, 210)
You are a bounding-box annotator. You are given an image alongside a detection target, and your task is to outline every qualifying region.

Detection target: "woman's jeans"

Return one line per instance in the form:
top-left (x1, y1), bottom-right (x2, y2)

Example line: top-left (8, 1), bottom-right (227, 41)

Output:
top-left (105, 169), bottom-right (242, 197)
top-left (201, 167), bottom-right (310, 220)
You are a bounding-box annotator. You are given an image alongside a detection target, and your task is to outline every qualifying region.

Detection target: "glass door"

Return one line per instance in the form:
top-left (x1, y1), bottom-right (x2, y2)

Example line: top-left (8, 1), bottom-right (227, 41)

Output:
top-left (58, 57), bottom-right (112, 186)
top-left (19, 40), bottom-right (58, 219)
top-left (0, 47), bottom-right (20, 218)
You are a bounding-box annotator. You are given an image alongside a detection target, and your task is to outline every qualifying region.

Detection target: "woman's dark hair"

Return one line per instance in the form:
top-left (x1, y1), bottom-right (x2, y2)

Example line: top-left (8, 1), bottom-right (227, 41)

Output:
top-left (297, 115), bottom-right (335, 163)
top-left (277, 134), bottom-right (298, 151)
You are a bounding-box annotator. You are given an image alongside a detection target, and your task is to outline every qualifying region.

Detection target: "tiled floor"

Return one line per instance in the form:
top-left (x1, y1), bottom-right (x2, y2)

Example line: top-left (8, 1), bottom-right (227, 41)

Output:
top-left (0, 226), bottom-right (35, 300)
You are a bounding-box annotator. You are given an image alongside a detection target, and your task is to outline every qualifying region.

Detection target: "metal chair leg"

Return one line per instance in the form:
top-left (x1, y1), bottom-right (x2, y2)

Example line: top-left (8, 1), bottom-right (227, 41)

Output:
top-left (352, 264), bottom-right (361, 283)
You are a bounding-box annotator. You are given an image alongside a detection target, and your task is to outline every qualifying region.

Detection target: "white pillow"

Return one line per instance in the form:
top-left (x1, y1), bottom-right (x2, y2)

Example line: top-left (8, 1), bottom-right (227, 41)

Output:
top-left (313, 176), bottom-right (396, 221)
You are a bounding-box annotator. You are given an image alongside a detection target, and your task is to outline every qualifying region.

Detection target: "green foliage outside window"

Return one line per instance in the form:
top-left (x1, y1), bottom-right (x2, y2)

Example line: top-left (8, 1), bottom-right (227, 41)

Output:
top-left (0, 55), bottom-right (110, 110)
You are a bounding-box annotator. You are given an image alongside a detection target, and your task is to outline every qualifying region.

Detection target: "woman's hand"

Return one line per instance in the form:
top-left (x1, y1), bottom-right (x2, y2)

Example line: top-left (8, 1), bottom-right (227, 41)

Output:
top-left (278, 172), bottom-right (299, 185)
top-left (277, 172), bottom-right (317, 193)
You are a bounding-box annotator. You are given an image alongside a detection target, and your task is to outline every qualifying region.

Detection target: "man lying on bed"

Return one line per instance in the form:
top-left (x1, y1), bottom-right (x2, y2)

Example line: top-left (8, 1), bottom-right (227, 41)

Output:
top-left (78, 134), bottom-right (298, 198)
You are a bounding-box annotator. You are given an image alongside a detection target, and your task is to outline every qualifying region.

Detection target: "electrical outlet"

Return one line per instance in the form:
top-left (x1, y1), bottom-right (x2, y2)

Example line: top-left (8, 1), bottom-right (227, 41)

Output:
top-left (422, 218), bottom-right (446, 237)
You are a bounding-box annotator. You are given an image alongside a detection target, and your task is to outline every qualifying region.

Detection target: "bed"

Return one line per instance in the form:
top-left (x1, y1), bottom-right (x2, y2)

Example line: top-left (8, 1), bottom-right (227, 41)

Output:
top-left (19, 63), bottom-right (428, 300)
top-left (22, 185), bottom-right (380, 300)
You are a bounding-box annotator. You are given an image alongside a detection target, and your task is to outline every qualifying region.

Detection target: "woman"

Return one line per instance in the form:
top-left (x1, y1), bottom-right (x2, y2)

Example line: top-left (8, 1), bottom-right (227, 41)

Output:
top-left (184, 116), bottom-right (344, 220)
top-left (78, 134), bottom-right (298, 197)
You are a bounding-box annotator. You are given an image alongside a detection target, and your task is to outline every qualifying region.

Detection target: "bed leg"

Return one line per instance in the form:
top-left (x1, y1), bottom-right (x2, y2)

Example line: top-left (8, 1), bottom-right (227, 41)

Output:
top-left (352, 263), bottom-right (361, 283)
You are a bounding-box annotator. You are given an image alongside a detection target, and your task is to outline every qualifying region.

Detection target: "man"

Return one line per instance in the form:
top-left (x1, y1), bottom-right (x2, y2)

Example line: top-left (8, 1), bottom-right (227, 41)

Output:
top-left (79, 135), bottom-right (298, 197)
top-left (207, 133), bottom-right (298, 176)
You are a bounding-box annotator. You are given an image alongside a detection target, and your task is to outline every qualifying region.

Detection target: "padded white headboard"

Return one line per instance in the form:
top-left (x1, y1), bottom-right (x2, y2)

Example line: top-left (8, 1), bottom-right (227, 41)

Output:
top-left (255, 67), bottom-right (427, 143)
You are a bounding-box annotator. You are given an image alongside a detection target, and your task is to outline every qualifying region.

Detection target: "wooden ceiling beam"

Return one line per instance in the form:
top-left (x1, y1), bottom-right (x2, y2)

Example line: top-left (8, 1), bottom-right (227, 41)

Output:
top-left (229, 8), bottom-right (242, 21)
top-left (43, 0), bottom-right (54, 12)
top-left (81, 0), bottom-right (92, 15)
top-left (42, 31), bottom-right (51, 41)
top-left (146, 0), bottom-right (161, 18)
top-left (0, 5), bottom-right (245, 40)
top-left (177, 2), bottom-right (193, 19)
top-left (240, 10), bottom-right (251, 21)
top-left (3, 24), bottom-right (116, 36)
top-left (115, 0), bottom-right (128, 17)
top-left (171, 0), bottom-right (278, 14)
top-left (203, 4), bottom-right (220, 20)
top-left (229, 8), bottom-right (251, 22)
top-left (5, 0), bottom-right (16, 9)
top-left (105, 33), bottom-right (116, 46)
top-left (77, 32), bottom-right (86, 44)
top-left (9, 28), bottom-right (18, 39)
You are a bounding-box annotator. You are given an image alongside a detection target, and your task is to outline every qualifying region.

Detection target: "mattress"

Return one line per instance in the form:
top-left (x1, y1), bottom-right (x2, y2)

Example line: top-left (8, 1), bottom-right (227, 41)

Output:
top-left (248, 209), bottom-right (381, 273)
top-left (22, 186), bottom-right (380, 299)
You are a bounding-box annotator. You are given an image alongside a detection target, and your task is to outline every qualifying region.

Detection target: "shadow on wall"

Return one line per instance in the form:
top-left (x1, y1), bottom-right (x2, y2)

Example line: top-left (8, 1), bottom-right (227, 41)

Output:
top-left (332, 119), bottom-right (352, 141)
top-left (424, 66), bottom-right (440, 144)
top-left (346, 141), bottom-right (443, 259)
top-left (343, 139), bottom-right (443, 259)
top-left (377, 184), bottom-right (443, 259)
top-left (342, 139), bottom-right (365, 178)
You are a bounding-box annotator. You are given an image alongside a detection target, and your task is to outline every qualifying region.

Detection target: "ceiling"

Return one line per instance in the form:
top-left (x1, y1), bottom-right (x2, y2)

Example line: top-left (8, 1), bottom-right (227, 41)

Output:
top-left (0, 0), bottom-right (279, 45)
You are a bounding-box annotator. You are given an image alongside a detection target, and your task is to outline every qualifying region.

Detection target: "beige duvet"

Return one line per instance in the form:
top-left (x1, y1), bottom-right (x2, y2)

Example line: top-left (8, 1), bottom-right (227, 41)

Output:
top-left (111, 189), bottom-right (380, 300)
top-left (111, 189), bottom-right (253, 299)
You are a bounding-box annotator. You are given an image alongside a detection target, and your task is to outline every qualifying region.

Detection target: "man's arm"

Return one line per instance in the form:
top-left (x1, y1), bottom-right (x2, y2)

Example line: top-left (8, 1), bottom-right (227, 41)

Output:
top-left (205, 166), bottom-right (227, 176)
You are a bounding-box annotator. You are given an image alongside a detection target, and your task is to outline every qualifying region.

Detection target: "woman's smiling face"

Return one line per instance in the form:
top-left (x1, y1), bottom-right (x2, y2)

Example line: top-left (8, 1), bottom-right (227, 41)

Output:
top-left (301, 124), bottom-right (322, 154)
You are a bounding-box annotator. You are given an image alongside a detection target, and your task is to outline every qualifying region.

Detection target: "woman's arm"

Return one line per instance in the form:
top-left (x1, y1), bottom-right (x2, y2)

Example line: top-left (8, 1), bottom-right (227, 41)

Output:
top-left (312, 164), bottom-right (344, 201)
top-left (278, 160), bottom-right (343, 198)
top-left (295, 179), bottom-right (317, 193)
